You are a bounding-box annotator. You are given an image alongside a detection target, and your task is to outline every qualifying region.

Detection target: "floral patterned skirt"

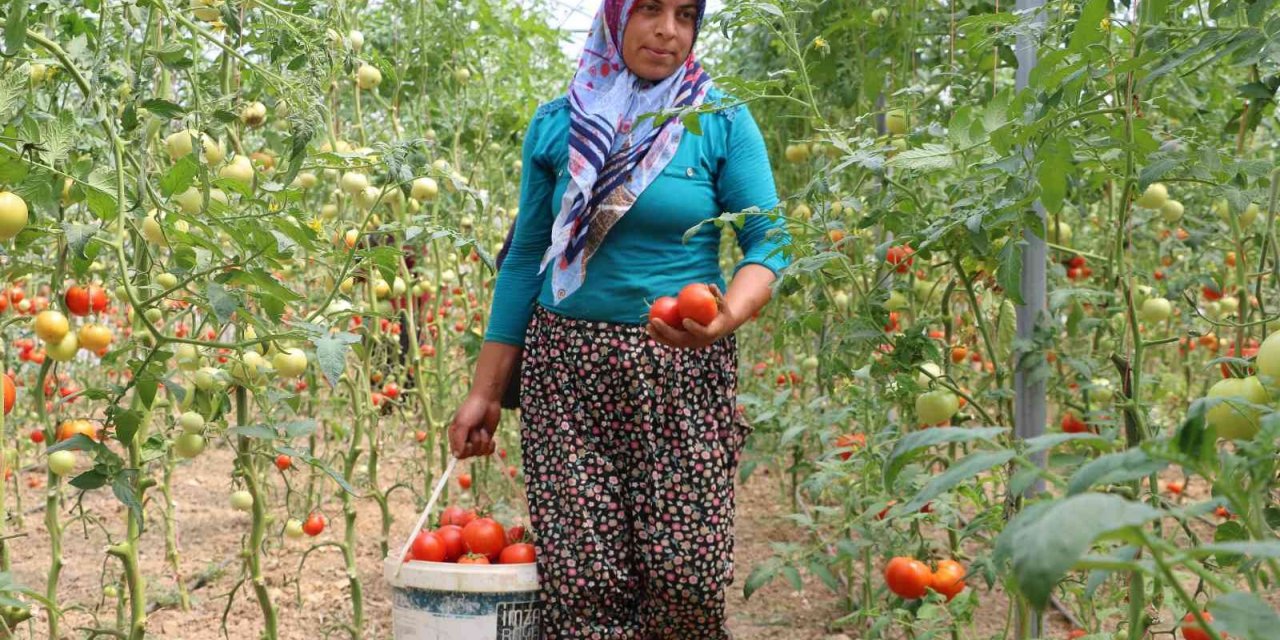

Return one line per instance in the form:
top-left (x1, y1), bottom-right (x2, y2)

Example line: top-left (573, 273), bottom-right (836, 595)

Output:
top-left (519, 304), bottom-right (749, 640)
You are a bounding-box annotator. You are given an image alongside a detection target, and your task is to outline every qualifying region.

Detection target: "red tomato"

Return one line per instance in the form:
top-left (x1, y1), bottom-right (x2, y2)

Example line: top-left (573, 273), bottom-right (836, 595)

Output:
top-left (1202, 285), bottom-right (1224, 301)
top-left (30, 429), bottom-right (44, 444)
top-left (461, 518), bottom-right (506, 560)
top-left (382, 382), bottom-right (400, 399)
top-left (89, 286), bottom-right (108, 312)
top-left (410, 531), bottom-right (447, 562)
top-left (274, 455), bottom-right (292, 471)
top-left (64, 286), bottom-right (91, 316)
top-left (440, 505), bottom-right (476, 528)
top-left (884, 557), bottom-right (933, 599)
top-left (506, 525), bottom-right (526, 545)
top-left (302, 513), bottom-right (325, 537)
top-left (930, 559), bottom-right (966, 601)
top-left (885, 245), bottom-right (915, 273)
top-left (499, 543), bottom-right (536, 564)
top-left (457, 554), bottom-right (490, 565)
top-left (835, 433), bottom-right (865, 460)
top-left (458, 473), bottom-right (472, 490)
top-left (2, 374), bottom-right (13, 415)
top-left (1068, 631), bottom-right (1087, 639)
top-left (1067, 255), bottom-right (1086, 269)
top-left (1181, 612), bottom-right (1220, 640)
top-left (676, 284), bottom-right (718, 326)
top-left (648, 296), bottom-right (683, 328)
top-left (434, 525), bottom-right (466, 561)
top-left (1061, 413), bottom-right (1088, 434)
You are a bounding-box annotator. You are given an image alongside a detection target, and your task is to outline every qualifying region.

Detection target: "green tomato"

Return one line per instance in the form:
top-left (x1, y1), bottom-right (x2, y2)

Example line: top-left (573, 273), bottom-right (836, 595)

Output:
top-left (1205, 376), bottom-right (1268, 440)
top-left (174, 433), bottom-right (206, 459)
top-left (229, 490), bottom-right (254, 511)
top-left (916, 390), bottom-right (959, 425)
top-left (48, 450), bottom-right (76, 476)
top-left (284, 519), bottom-right (305, 539)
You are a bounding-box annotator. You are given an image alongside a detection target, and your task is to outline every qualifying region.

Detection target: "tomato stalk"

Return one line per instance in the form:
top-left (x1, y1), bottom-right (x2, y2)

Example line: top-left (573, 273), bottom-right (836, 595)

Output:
top-left (235, 385), bottom-right (278, 639)
top-left (338, 376), bottom-right (367, 637)
top-left (159, 453), bottom-right (191, 610)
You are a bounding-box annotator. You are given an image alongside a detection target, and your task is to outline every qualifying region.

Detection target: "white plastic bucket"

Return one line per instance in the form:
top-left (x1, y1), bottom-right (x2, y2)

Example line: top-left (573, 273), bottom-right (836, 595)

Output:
top-left (384, 456), bottom-right (541, 640)
top-left (383, 557), bottom-right (540, 640)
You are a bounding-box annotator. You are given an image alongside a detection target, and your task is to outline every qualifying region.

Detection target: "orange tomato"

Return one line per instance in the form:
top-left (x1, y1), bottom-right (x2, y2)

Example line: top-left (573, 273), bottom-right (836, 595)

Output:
top-left (930, 559), bottom-right (966, 601)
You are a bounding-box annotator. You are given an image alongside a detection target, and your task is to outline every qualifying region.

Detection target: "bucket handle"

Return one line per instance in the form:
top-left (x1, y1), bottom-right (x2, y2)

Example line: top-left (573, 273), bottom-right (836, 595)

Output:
top-left (391, 454), bottom-right (459, 579)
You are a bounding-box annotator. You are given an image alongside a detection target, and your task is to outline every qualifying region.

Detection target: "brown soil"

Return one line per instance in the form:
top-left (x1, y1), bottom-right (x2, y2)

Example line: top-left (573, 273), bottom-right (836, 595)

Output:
top-left (3, 441), bottom-right (1086, 639)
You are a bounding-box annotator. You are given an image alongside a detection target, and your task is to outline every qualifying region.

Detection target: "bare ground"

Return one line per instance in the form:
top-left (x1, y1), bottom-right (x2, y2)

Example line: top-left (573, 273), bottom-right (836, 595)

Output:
top-left (2, 440), bottom-right (1115, 639)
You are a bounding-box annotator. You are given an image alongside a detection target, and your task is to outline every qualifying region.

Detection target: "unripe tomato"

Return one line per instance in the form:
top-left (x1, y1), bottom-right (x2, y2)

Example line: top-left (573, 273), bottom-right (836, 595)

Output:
top-left (0, 192), bottom-right (29, 240)
top-left (229, 490), bottom-right (254, 511)
top-left (284, 519), bottom-right (305, 539)
top-left (884, 556), bottom-right (933, 599)
top-left (34, 310), bottom-right (70, 343)
top-left (174, 433), bottom-right (206, 459)
top-left (48, 450), bottom-right (76, 476)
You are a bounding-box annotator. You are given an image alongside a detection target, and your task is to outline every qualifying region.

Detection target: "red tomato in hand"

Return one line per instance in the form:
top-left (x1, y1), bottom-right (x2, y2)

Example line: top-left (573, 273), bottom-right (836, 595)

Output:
top-left (440, 505), bottom-right (476, 528)
top-left (648, 296), bottom-right (683, 329)
top-left (676, 284), bottom-right (718, 326)
top-left (462, 518), bottom-right (506, 560)
top-left (434, 525), bottom-right (466, 561)
top-left (302, 513), bottom-right (325, 537)
top-left (499, 542), bottom-right (536, 564)
top-left (410, 531), bottom-right (447, 562)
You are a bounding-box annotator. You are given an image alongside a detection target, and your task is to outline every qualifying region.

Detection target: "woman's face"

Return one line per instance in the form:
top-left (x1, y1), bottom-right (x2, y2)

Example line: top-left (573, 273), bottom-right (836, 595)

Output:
top-left (621, 0), bottom-right (700, 82)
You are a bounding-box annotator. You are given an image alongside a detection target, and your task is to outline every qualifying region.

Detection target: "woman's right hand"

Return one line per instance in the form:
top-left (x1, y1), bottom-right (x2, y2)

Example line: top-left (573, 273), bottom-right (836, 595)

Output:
top-left (448, 393), bottom-right (502, 459)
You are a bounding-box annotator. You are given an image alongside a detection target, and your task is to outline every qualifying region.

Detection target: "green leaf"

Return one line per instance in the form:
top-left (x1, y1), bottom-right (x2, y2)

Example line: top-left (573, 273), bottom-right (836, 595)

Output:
top-left (69, 469), bottom-right (109, 490)
top-left (1036, 138), bottom-right (1069, 214)
top-left (141, 99), bottom-right (187, 119)
top-left (900, 450), bottom-right (1016, 514)
top-left (884, 426), bottom-right (1008, 488)
top-left (1174, 400), bottom-right (1215, 463)
top-left (1210, 591), bottom-right (1280, 640)
top-left (1067, 448), bottom-right (1167, 495)
top-left (62, 223), bottom-right (99, 259)
top-left (997, 494), bottom-right (1162, 609)
top-left (110, 406), bottom-right (144, 446)
top-left (112, 470), bottom-right (143, 520)
top-left (887, 143), bottom-right (954, 171)
top-left (1069, 0), bottom-right (1108, 53)
top-left (998, 238), bottom-right (1024, 306)
top-left (3, 0), bottom-right (28, 56)
top-left (159, 156), bottom-right (199, 197)
top-left (206, 282), bottom-right (240, 325)
top-left (681, 112), bottom-right (702, 136)
top-left (282, 420), bottom-right (317, 439)
top-left (315, 333), bottom-right (358, 387)
top-left (229, 425), bottom-right (277, 440)
top-left (743, 557), bottom-right (781, 600)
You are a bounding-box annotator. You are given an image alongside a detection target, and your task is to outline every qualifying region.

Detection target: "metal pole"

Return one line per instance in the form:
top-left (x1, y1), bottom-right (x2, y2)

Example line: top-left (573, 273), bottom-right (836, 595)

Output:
top-left (1015, 0), bottom-right (1046, 637)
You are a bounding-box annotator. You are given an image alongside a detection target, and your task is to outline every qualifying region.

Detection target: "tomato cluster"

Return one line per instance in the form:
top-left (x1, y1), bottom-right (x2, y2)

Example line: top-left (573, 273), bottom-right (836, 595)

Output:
top-left (648, 283), bottom-right (719, 329)
top-left (883, 556), bottom-right (967, 602)
top-left (405, 505), bottom-right (535, 566)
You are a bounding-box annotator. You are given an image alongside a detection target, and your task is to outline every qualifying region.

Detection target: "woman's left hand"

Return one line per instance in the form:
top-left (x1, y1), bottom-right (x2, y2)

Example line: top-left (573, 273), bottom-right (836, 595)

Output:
top-left (646, 284), bottom-right (741, 349)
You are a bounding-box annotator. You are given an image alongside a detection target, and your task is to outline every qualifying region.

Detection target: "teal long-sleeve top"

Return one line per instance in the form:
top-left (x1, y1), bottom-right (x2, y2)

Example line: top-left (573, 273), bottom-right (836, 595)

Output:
top-left (484, 88), bottom-right (791, 346)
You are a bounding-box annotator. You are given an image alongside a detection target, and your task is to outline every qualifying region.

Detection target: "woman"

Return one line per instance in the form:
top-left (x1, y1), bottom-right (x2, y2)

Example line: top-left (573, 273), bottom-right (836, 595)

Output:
top-left (448, 0), bottom-right (790, 636)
